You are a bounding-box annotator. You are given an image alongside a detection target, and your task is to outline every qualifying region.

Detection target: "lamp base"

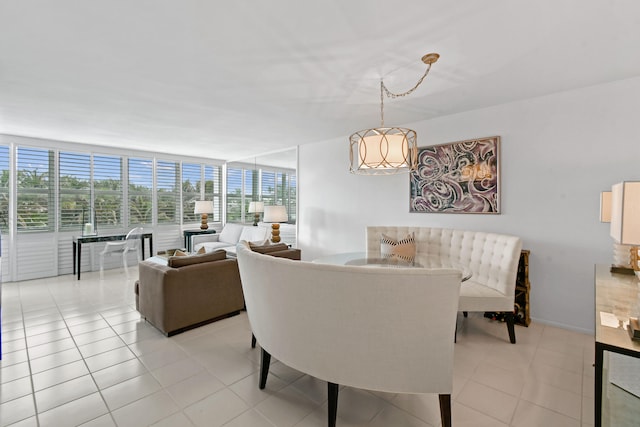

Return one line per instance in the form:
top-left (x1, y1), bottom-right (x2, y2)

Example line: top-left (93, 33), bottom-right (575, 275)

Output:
top-left (270, 223), bottom-right (281, 243)
top-left (610, 265), bottom-right (635, 275)
top-left (253, 213), bottom-right (259, 227)
top-left (200, 213), bottom-right (209, 230)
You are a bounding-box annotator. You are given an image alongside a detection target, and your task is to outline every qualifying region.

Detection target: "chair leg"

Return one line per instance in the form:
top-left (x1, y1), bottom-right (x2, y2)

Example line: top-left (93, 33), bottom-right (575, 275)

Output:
top-left (439, 394), bottom-right (452, 427)
top-left (259, 348), bottom-right (271, 389)
top-left (251, 333), bottom-right (257, 348)
top-left (463, 311), bottom-right (468, 318)
top-left (454, 317), bottom-right (457, 343)
top-left (328, 382), bottom-right (339, 427)
top-left (99, 254), bottom-right (105, 278)
top-left (505, 311), bottom-right (516, 344)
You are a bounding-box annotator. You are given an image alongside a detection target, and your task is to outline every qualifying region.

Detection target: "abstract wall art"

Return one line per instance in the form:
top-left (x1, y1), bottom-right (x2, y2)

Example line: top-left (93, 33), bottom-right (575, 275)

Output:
top-left (410, 136), bottom-right (500, 214)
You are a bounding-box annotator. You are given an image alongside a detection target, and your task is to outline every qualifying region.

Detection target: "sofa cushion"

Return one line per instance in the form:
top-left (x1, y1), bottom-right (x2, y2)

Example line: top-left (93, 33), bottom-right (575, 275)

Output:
top-left (380, 233), bottom-right (416, 262)
top-left (168, 249), bottom-right (226, 268)
top-left (218, 223), bottom-right (245, 244)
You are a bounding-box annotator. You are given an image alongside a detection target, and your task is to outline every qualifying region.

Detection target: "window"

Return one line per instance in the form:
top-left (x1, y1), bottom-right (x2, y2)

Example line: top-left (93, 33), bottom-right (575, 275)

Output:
top-left (225, 164), bottom-right (296, 224)
top-left (226, 167), bottom-right (243, 222)
top-left (182, 163), bottom-right (201, 224)
top-left (17, 147), bottom-right (54, 231)
top-left (261, 170), bottom-right (275, 207)
top-left (128, 157), bottom-right (153, 225)
top-left (0, 146), bottom-right (9, 232)
top-left (156, 160), bottom-right (179, 224)
top-left (94, 154), bottom-right (123, 228)
top-left (205, 165), bottom-right (222, 223)
top-left (59, 152), bottom-right (91, 230)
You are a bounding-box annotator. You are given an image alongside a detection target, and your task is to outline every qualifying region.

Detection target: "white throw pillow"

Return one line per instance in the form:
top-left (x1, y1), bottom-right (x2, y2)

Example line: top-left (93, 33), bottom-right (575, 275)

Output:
top-left (380, 233), bottom-right (416, 262)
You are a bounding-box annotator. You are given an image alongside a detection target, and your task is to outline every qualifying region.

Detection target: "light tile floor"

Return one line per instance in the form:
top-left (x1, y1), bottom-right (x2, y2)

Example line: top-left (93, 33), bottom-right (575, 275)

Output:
top-left (0, 267), bottom-right (605, 426)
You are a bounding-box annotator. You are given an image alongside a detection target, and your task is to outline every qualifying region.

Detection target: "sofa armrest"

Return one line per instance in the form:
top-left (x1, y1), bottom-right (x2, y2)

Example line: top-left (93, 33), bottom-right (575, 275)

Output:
top-left (191, 233), bottom-right (220, 248)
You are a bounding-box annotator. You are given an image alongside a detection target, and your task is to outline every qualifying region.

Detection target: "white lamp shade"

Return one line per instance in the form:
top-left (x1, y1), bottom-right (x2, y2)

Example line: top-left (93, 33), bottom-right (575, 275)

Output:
top-left (600, 191), bottom-right (612, 223)
top-left (349, 127), bottom-right (417, 174)
top-left (248, 201), bottom-right (264, 214)
top-left (194, 200), bottom-right (214, 214)
top-left (610, 181), bottom-right (640, 245)
top-left (263, 205), bottom-right (288, 223)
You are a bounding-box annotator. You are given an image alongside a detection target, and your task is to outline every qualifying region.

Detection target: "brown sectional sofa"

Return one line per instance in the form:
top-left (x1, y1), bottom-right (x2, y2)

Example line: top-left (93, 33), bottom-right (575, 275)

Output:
top-left (137, 249), bottom-right (245, 336)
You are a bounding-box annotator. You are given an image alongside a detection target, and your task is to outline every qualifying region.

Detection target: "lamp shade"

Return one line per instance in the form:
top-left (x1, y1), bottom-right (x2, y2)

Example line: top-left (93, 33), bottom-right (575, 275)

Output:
top-left (600, 191), bottom-right (612, 223)
top-left (194, 200), bottom-right (214, 214)
top-left (610, 181), bottom-right (640, 245)
top-left (263, 205), bottom-right (288, 223)
top-left (248, 201), bottom-right (264, 214)
top-left (349, 127), bottom-right (417, 175)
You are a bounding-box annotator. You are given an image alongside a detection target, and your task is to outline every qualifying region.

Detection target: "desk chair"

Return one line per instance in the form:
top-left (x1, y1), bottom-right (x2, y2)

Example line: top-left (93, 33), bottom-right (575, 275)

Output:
top-left (100, 227), bottom-right (143, 276)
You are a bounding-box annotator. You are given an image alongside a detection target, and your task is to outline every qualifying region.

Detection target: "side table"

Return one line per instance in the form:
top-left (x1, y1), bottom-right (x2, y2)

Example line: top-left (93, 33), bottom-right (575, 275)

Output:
top-left (183, 229), bottom-right (216, 252)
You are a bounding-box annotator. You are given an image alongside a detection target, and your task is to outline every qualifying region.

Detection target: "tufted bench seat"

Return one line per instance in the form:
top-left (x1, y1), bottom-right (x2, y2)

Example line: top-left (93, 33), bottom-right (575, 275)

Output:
top-left (367, 226), bottom-right (522, 343)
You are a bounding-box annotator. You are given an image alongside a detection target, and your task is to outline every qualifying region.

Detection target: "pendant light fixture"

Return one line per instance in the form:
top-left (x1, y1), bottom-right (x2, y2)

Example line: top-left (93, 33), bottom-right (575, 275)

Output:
top-left (349, 53), bottom-right (439, 175)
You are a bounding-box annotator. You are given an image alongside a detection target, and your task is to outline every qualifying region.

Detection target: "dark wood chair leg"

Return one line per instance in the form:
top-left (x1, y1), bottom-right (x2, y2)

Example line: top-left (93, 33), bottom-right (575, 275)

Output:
top-left (439, 394), bottom-right (452, 427)
top-left (463, 311), bottom-right (468, 318)
top-left (328, 382), bottom-right (339, 427)
top-left (505, 312), bottom-right (516, 344)
top-left (251, 333), bottom-right (257, 348)
top-left (259, 348), bottom-right (271, 389)
top-left (454, 317), bottom-right (458, 343)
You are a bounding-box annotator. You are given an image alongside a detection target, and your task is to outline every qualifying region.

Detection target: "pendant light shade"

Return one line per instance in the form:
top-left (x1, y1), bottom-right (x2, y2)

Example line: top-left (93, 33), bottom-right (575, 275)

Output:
top-left (349, 127), bottom-right (417, 174)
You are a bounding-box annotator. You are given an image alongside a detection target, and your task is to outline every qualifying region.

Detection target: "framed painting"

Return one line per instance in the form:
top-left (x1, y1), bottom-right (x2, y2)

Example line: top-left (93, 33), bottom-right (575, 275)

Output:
top-left (410, 136), bottom-right (500, 214)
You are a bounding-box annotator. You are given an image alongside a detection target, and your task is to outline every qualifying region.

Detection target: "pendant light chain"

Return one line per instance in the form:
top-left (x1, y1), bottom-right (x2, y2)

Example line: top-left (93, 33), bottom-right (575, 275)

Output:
top-left (379, 62), bottom-right (435, 127)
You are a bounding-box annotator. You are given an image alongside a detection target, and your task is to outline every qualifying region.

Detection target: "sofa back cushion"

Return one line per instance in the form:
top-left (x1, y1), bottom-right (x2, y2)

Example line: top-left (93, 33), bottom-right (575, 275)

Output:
top-left (218, 223), bottom-right (245, 244)
top-left (238, 226), bottom-right (270, 244)
top-left (249, 242), bottom-right (289, 254)
top-left (367, 226), bottom-right (522, 296)
top-left (168, 249), bottom-right (226, 268)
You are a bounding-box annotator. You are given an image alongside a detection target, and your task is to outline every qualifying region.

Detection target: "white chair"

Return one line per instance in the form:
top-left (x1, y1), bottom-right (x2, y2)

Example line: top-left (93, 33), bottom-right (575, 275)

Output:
top-left (99, 227), bottom-right (143, 275)
top-left (236, 241), bottom-right (462, 427)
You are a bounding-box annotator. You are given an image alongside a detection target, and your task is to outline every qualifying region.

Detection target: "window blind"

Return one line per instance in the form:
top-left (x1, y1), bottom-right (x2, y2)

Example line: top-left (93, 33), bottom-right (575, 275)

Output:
top-left (17, 147), bottom-right (54, 231)
top-left (94, 154), bottom-right (123, 228)
top-left (58, 151), bottom-right (91, 230)
top-left (128, 157), bottom-right (153, 225)
top-left (0, 146), bottom-right (9, 232)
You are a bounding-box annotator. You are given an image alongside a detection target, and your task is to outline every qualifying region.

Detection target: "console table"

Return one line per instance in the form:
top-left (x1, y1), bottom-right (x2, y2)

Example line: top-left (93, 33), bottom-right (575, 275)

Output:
top-left (72, 233), bottom-right (153, 280)
top-left (183, 229), bottom-right (216, 252)
top-left (594, 264), bottom-right (640, 426)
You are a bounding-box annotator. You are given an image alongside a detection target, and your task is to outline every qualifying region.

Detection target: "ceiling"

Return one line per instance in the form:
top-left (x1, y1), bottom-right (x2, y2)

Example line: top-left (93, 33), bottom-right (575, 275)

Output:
top-left (1, 1), bottom-right (640, 167)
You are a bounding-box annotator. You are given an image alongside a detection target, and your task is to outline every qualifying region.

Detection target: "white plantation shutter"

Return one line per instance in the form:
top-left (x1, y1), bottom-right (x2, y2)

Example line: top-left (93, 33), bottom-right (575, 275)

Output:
top-left (226, 167), bottom-right (243, 222)
top-left (93, 154), bottom-right (123, 228)
top-left (17, 147), bottom-right (54, 232)
top-left (128, 157), bottom-right (153, 226)
top-left (156, 160), bottom-right (179, 224)
top-left (0, 146), bottom-right (9, 232)
top-left (205, 165), bottom-right (222, 223)
top-left (58, 151), bottom-right (91, 230)
top-left (182, 162), bottom-right (201, 224)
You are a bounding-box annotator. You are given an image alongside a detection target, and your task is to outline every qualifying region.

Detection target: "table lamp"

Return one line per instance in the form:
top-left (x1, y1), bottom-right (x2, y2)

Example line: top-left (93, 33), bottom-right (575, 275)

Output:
top-left (248, 201), bottom-right (264, 227)
top-left (263, 205), bottom-right (288, 243)
top-left (194, 200), bottom-right (214, 230)
top-left (609, 181), bottom-right (640, 278)
top-left (601, 190), bottom-right (634, 274)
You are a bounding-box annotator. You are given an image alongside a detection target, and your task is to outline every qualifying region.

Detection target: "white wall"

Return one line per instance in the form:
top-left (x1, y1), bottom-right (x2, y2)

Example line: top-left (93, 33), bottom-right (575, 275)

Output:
top-left (298, 76), bottom-right (640, 334)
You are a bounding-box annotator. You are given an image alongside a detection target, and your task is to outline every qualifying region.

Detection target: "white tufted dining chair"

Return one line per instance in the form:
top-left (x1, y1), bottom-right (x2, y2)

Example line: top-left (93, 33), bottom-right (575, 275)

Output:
top-left (236, 241), bottom-right (462, 427)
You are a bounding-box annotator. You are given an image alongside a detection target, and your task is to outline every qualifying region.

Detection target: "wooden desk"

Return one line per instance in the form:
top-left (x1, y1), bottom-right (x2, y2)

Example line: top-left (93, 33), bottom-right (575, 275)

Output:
top-left (72, 233), bottom-right (153, 280)
top-left (594, 264), bottom-right (640, 426)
